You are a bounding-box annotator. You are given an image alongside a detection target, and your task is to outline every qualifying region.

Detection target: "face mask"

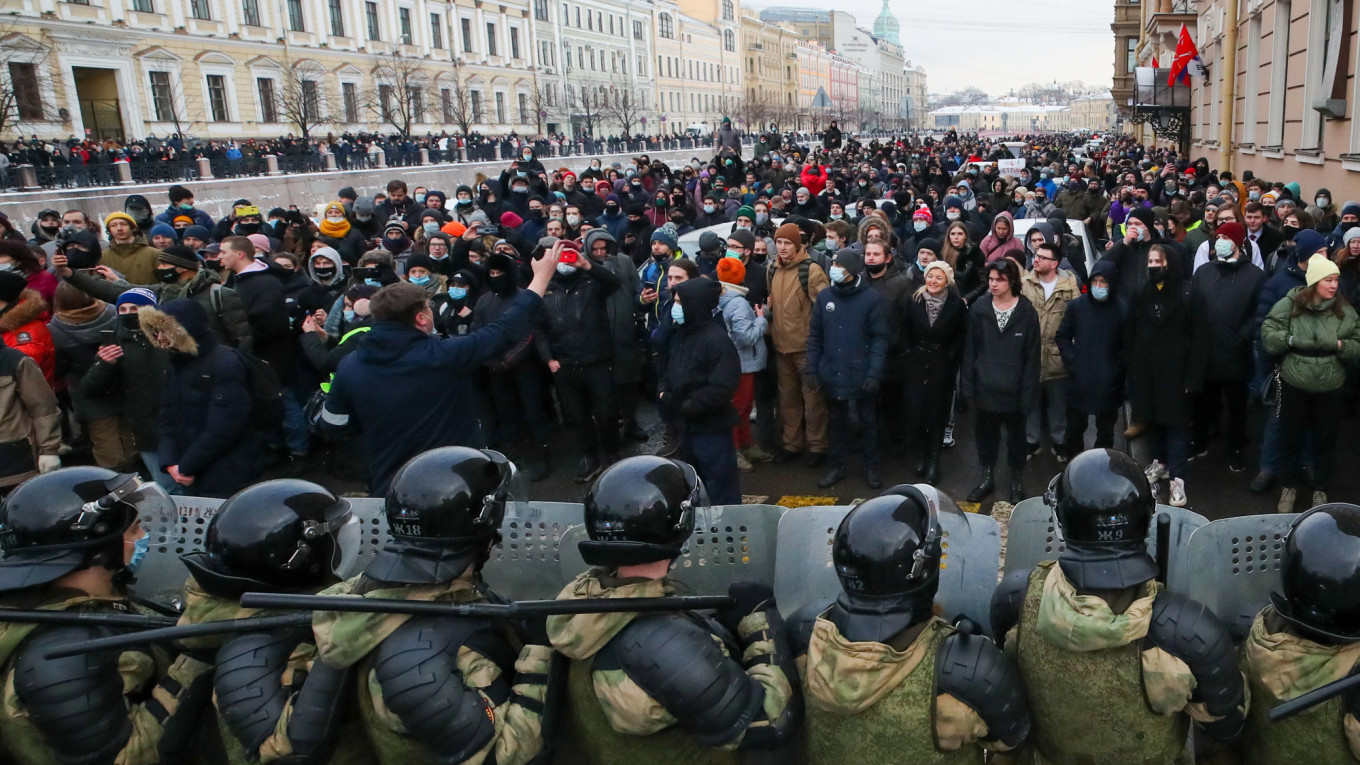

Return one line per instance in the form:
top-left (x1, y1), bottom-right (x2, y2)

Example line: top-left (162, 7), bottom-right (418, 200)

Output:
top-left (118, 313), bottom-right (141, 331)
top-left (522, 153), bottom-right (533, 161)
top-left (343, 308), bottom-right (357, 322)
top-left (556, 263), bottom-right (577, 276)
top-left (234, 223), bottom-right (261, 236)
top-left (415, 193), bottom-right (427, 204)
top-left (566, 215), bottom-right (581, 227)
top-left (865, 261), bottom-right (887, 276)
top-left (1248, 190), bottom-right (1261, 201)
top-left (917, 258), bottom-right (931, 271)
top-left (126, 534), bottom-right (149, 573)
top-left (724, 249), bottom-right (742, 260)
top-left (449, 285), bottom-right (468, 299)
top-left (1318, 197), bottom-right (1330, 207)
top-left (829, 213), bottom-right (842, 221)
top-left (1091, 285), bottom-right (1110, 301)
top-left (423, 222), bottom-right (439, 235)
top-left (670, 301), bottom-right (685, 324)
top-left (154, 266), bottom-right (178, 283)
top-left (364, 278), bottom-right (382, 287)
top-left (1283, 225), bottom-right (1300, 239)
top-left (913, 221), bottom-right (927, 232)
top-left (489, 273), bottom-right (513, 293)
top-left (829, 265), bottom-right (847, 283)
top-left (0, 262), bottom-right (12, 273)
top-left (1133, 226), bottom-right (1147, 242)
top-left (409, 274), bottom-right (431, 286)
top-left (204, 260), bottom-right (224, 272)
top-left (946, 211), bottom-right (960, 221)
top-left (1148, 265), bottom-right (1167, 283)
top-left (605, 205), bottom-right (619, 215)
top-left (513, 186), bottom-right (529, 194)
top-left (703, 204), bottom-right (715, 214)
top-left (314, 265), bottom-right (338, 280)
top-left (457, 198), bottom-right (473, 207)
top-left (356, 213), bottom-right (373, 222)
top-left (655, 199), bottom-right (668, 208)
top-left (516, 171), bottom-right (528, 178)
top-left (1214, 238), bottom-right (1235, 259)
top-left (756, 213), bottom-right (769, 225)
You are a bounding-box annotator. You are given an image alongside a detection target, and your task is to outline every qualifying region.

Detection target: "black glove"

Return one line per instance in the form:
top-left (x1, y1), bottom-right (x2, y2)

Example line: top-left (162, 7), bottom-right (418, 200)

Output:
top-left (862, 377), bottom-right (880, 395)
top-left (717, 582), bottom-right (775, 636)
top-left (520, 615), bottom-right (552, 647)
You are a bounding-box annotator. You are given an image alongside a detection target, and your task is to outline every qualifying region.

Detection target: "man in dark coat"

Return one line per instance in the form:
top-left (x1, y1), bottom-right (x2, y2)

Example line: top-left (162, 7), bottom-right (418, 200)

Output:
top-left (662, 277), bottom-right (742, 505)
top-left (806, 249), bottom-right (890, 490)
top-left (960, 259), bottom-right (1041, 503)
top-left (861, 240), bottom-right (912, 457)
top-left (144, 298), bottom-right (264, 498)
top-left (1190, 221), bottom-right (1265, 472)
top-left (1056, 259), bottom-right (1125, 452)
top-left (322, 247), bottom-right (558, 495)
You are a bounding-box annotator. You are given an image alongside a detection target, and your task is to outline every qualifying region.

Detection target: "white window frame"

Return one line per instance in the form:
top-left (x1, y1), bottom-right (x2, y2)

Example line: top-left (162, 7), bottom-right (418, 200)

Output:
top-left (200, 64), bottom-right (239, 123)
top-left (1266, 0), bottom-right (1290, 148)
top-left (1242, 12), bottom-right (1261, 147)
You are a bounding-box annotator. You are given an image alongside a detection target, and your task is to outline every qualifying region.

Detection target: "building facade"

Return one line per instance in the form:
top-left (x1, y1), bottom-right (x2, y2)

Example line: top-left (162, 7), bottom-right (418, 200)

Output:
top-left (652, 0), bottom-right (740, 135)
top-left (903, 61), bottom-right (928, 130)
top-left (1110, 0), bottom-right (1141, 120)
top-left (794, 40), bottom-right (832, 132)
top-left (739, 10), bottom-right (800, 131)
top-left (1, 0), bottom-right (550, 142)
top-left (538, 0), bottom-right (656, 137)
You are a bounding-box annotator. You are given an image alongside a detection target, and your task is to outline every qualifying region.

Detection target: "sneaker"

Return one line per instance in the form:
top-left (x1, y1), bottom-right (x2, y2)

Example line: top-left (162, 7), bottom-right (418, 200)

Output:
top-left (1052, 445), bottom-right (1068, 464)
top-left (735, 452), bottom-right (754, 473)
top-left (1187, 443), bottom-right (1209, 461)
top-left (744, 444), bottom-right (774, 463)
top-left (942, 426), bottom-right (956, 448)
top-left (1123, 422), bottom-right (1145, 439)
top-left (1144, 460), bottom-right (1169, 482)
top-left (1277, 487), bottom-right (1297, 514)
top-left (1025, 442), bottom-right (1041, 461)
top-left (1312, 490), bottom-right (1328, 508)
top-left (1227, 449), bottom-right (1246, 473)
top-left (1248, 471), bottom-right (1277, 494)
top-left (1169, 478), bottom-right (1187, 508)
top-left (574, 456), bottom-right (602, 484)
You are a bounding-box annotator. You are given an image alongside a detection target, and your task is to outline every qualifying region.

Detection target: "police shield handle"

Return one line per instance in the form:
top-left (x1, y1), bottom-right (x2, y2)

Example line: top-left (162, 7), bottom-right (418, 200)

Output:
top-left (239, 592), bottom-right (734, 617)
top-left (1267, 671), bottom-right (1360, 721)
top-left (1155, 514), bottom-right (1171, 585)
top-left (40, 613), bottom-right (315, 660)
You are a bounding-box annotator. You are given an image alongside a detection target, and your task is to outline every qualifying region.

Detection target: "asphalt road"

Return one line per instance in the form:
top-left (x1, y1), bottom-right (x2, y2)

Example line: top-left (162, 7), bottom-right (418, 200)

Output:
top-left (295, 399), bottom-right (1359, 520)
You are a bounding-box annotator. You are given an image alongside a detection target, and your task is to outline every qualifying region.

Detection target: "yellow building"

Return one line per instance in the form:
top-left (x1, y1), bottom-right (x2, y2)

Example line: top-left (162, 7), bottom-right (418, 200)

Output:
top-left (794, 40), bottom-right (831, 132)
top-left (1, 0), bottom-right (543, 142)
top-left (739, 10), bottom-right (798, 131)
top-left (651, 0), bottom-right (739, 134)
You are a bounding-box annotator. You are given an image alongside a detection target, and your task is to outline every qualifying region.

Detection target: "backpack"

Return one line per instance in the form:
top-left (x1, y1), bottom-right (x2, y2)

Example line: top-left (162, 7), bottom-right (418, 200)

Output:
top-left (207, 283), bottom-right (245, 348)
top-left (767, 258), bottom-right (820, 304)
top-left (227, 347), bottom-right (283, 430)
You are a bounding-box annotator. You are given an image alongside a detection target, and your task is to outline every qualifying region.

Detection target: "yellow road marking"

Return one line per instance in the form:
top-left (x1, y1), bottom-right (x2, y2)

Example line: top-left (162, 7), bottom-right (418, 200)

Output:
top-left (775, 495), bottom-right (839, 508)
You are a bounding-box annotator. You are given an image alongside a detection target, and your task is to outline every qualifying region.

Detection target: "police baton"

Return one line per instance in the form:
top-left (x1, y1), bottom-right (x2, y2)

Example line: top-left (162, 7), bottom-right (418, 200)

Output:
top-left (0, 609), bottom-right (177, 630)
top-left (238, 592), bottom-right (735, 618)
top-left (1268, 672), bottom-right (1360, 721)
top-left (41, 613), bottom-right (314, 659)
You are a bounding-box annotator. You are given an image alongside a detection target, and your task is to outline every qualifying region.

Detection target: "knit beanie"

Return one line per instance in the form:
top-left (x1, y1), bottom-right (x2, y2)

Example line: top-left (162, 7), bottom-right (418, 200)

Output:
top-left (924, 261), bottom-right (955, 285)
top-left (149, 222), bottom-right (177, 241)
top-left (650, 228), bottom-right (678, 250)
top-left (915, 238), bottom-right (942, 257)
top-left (717, 257), bottom-right (746, 285)
top-left (1306, 254), bottom-right (1341, 287)
top-left (834, 249), bottom-right (865, 276)
top-left (1215, 221), bottom-right (1246, 248)
top-left (157, 244), bottom-right (200, 270)
top-left (406, 254), bottom-right (435, 273)
top-left (500, 211), bottom-right (524, 229)
top-left (736, 205), bottom-right (756, 221)
top-left (247, 233), bottom-right (272, 254)
top-left (1293, 230), bottom-right (1328, 260)
top-left (116, 287), bottom-right (159, 309)
top-left (441, 221), bottom-right (467, 237)
top-left (728, 229), bottom-right (756, 251)
top-left (0, 271), bottom-right (26, 303)
top-left (774, 222), bottom-right (803, 244)
top-left (104, 211), bottom-right (138, 230)
top-left (1343, 227), bottom-right (1360, 246)
top-left (912, 206), bottom-right (933, 223)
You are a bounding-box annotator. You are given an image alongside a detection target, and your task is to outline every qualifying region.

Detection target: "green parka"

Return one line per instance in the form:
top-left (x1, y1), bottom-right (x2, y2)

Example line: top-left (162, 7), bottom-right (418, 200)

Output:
top-left (1260, 287), bottom-right (1360, 393)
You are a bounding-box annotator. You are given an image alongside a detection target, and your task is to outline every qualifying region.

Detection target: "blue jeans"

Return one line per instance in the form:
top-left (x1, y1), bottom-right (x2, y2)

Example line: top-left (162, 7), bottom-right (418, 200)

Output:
top-left (682, 429), bottom-right (741, 506)
top-left (280, 382), bottom-right (312, 457)
top-left (140, 451), bottom-right (184, 496)
top-left (1258, 405), bottom-right (1313, 474)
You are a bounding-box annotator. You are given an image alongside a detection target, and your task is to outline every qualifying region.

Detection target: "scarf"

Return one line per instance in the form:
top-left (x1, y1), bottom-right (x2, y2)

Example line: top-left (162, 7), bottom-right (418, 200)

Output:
top-left (318, 216), bottom-right (351, 238)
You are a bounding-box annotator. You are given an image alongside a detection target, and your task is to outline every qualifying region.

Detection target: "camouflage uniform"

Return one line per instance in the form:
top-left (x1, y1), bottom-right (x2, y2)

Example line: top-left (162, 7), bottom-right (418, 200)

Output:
top-left (546, 569), bottom-right (798, 765)
top-left (799, 614), bottom-right (1009, 764)
top-left (1240, 605), bottom-right (1360, 765)
top-left (1008, 561), bottom-right (1243, 765)
top-left (312, 574), bottom-right (552, 765)
top-left (0, 589), bottom-right (211, 765)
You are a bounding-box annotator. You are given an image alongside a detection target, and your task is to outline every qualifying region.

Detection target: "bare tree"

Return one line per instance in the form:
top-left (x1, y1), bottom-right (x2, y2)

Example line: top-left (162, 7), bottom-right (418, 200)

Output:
top-left (527, 83), bottom-right (552, 137)
top-left (0, 29), bottom-right (59, 139)
top-left (567, 84), bottom-right (603, 138)
top-left (736, 91), bottom-right (772, 136)
top-left (602, 81), bottom-right (646, 138)
top-left (441, 63), bottom-right (478, 138)
top-left (365, 52), bottom-right (428, 137)
top-left (276, 62), bottom-right (334, 140)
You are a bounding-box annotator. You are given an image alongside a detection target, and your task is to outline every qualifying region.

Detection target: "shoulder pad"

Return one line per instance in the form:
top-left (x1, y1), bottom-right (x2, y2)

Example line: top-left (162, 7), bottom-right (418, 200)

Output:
top-left (283, 655), bottom-right (357, 764)
top-left (12, 625), bottom-right (131, 763)
top-left (1147, 591), bottom-right (1246, 738)
top-left (214, 629), bottom-right (299, 754)
top-left (785, 599), bottom-right (833, 658)
top-left (936, 630), bottom-right (1031, 750)
top-left (989, 569), bottom-right (1031, 646)
top-left (372, 616), bottom-right (497, 761)
top-left (611, 613), bottom-right (764, 748)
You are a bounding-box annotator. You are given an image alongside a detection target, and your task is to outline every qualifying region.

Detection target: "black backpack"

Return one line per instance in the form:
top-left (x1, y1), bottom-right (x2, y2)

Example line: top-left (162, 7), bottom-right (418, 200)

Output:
top-left (227, 348), bottom-right (283, 430)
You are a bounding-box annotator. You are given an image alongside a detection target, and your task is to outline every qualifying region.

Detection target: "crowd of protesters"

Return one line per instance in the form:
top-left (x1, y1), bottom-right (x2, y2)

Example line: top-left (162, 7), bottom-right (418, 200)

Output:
top-left (1, 124), bottom-right (1357, 514)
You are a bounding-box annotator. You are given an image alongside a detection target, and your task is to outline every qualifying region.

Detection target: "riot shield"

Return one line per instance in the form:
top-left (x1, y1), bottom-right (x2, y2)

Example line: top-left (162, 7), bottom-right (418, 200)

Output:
top-left (557, 504), bottom-right (785, 596)
top-left (485, 501), bottom-right (584, 600)
top-left (771, 488), bottom-right (1003, 635)
top-left (1179, 514), bottom-right (1298, 640)
top-left (1002, 498), bottom-right (1208, 588)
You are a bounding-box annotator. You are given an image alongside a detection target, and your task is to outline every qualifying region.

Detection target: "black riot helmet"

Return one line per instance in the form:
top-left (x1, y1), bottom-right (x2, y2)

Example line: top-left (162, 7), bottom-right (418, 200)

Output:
top-left (1271, 504), bottom-right (1360, 644)
top-left (0, 468), bottom-right (159, 592)
top-left (579, 456), bottom-right (704, 567)
top-left (828, 486), bottom-right (942, 642)
top-left (1046, 449), bottom-right (1158, 589)
top-left (367, 447), bottom-right (519, 585)
top-left (181, 480), bottom-right (355, 599)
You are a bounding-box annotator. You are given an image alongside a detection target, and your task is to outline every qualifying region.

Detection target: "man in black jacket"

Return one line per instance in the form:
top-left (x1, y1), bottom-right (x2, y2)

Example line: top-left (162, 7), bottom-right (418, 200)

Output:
top-left (663, 278), bottom-right (742, 504)
top-left (961, 259), bottom-right (1040, 504)
top-left (534, 240), bottom-right (623, 482)
top-left (863, 240), bottom-right (913, 457)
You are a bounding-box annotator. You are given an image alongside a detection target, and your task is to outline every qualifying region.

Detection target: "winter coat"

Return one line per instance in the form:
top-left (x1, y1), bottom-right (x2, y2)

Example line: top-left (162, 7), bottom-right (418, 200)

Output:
top-left (79, 313), bottom-right (165, 451)
top-left (0, 289), bottom-right (55, 385)
top-left (767, 248), bottom-right (830, 354)
top-left (587, 230), bottom-right (645, 384)
top-left (146, 302), bottom-right (264, 498)
top-left (661, 278), bottom-right (741, 434)
top-left (960, 295), bottom-right (1040, 414)
top-left (800, 165), bottom-right (828, 196)
top-left (901, 288), bottom-right (967, 411)
top-left (66, 268), bottom-right (253, 353)
top-left (533, 263), bottom-right (621, 367)
top-left (101, 236), bottom-right (162, 285)
top-left (1190, 259), bottom-right (1266, 380)
top-left (1255, 257), bottom-right (1308, 339)
top-left (718, 282), bottom-right (767, 373)
top-left (1019, 268), bottom-right (1081, 381)
top-left (0, 346), bottom-right (60, 488)
top-left (1261, 288), bottom-right (1360, 394)
top-left (945, 243), bottom-right (987, 304)
top-left (980, 212), bottom-right (1025, 264)
top-left (1056, 261), bottom-right (1126, 415)
top-left (20, 269), bottom-right (58, 308)
top-left (806, 274), bottom-right (889, 400)
top-left (1124, 267), bottom-right (1209, 426)
top-left (226, 263), bottom-right (296, 384)
top-left (48, 303), bottom-right (122, 421)
top-left (298, 252), bottom-right (348, 314)
top-left (1101, 237), bottom-right (1166, 305)
top-left (865, 259), bottom-right (913, 380)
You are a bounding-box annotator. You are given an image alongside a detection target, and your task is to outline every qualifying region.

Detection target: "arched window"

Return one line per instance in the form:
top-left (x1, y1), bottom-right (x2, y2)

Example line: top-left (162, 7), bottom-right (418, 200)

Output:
top-left (722, 0), bottom-right (733, 20)
top-left (723, 29), bottom-right (735, 52)
top-left (658, 13), bottom-right (673, 39)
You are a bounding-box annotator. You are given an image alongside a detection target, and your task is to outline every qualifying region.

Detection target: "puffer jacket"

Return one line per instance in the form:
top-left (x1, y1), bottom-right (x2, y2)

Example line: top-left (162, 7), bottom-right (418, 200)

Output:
top-left (718, 282), bottom-right (767, 373)
top-left (48, 302), bottom-right (122, 421)
top-left (1261, 287), bottom-right (1360, 393)
top-left (806, 273), bottom-right (889, 400)
top-left (662, 278), bottom-right (741, 434)
top-left (767, 248), bottom-right (830, 354)
top-left (1019, 268), bottom-right (1081, 381)
top-left (66, 267), bottom-right (254, 353)
top-left (0, 289), bottom-right (55, 385)
top-left (534, 261), bottom-right (621, 367)
top-left (1191, 259), bottom-right (1266, 380)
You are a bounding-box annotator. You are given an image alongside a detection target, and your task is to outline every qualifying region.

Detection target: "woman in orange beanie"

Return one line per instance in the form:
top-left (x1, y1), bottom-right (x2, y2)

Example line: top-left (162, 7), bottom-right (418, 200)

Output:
top-left (717, 253), bottom-right (767, 472)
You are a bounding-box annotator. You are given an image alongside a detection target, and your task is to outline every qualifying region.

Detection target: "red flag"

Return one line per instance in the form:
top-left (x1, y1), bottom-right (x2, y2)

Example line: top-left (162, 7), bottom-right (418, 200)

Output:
top-left (1168, 24), bottom-right (1205, 86)
top-left (1153, 54), bottom-right (1160, 68)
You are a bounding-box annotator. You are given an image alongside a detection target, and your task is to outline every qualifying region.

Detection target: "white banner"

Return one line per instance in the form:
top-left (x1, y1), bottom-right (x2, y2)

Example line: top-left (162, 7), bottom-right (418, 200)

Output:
top-left (998, 158), bottom-right (1026, 178)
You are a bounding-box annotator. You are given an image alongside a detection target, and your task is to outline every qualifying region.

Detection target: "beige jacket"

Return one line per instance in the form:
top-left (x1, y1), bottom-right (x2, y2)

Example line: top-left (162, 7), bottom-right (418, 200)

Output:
top-left (0, 348), bottom-right (60, 487)
top-left (1020, 268), bottom-right (1080, 381)
top-left (768, 247), bottom-right (830, 355)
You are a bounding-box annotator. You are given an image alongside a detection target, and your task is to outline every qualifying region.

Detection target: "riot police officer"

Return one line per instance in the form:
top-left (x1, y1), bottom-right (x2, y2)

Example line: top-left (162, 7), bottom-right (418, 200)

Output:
top-left (790, 485), bottom-right (1030, 764)
top-left (1240, 503), bottom-right (1360, 764)
top-left (310, 446), bottom-right (555, 765)
top-left (0, 467), bottom-right (213, 765)
top-left (990, 448), bottom-right (1246, 764)
top-left (178, 478), bottom-right (370, 764)
top-left (547, 455), bottom-right (801, 763)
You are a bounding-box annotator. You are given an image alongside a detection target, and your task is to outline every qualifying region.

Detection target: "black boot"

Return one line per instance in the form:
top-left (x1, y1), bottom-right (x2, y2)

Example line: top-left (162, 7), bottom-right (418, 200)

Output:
top-left (966, 468), bottom-right (995, 503)
top-left (817, 466), bottom-right (846, 489)
top-left (865, 466), bottom-right (882, 490)
top-left (913, 452), bottom-right (928, 477)
top-left (923, 445), bottom-right (941, 486)
top-left (1009, 468), bottom-right (1026, 503)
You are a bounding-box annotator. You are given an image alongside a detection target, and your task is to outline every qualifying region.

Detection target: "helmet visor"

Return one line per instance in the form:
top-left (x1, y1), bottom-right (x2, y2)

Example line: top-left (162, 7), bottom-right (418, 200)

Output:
top-left (488, 449), bottom-right (531, 523)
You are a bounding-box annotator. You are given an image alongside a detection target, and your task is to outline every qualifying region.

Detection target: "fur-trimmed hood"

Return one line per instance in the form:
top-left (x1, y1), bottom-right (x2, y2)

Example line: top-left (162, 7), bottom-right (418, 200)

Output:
top-left (138, 306), bottom-right (199, 355)
top-left (0, 289), bottom-right (48, 332)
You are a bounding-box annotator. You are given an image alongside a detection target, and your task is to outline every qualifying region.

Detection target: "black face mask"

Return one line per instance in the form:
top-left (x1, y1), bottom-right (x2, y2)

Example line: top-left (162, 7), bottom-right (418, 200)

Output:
top-left (204, 259), bottom-right (224, 272)
top-left (605, 205), bottom-right (619, 215)
top-left (234, 223), bottom-right (261, 236)
top-left (118, 313), bottom-right (141, 331)
top-left (314, 266), bottom-right (337, 280)
top-left (750, 250), bottom-right (768, 264)
top-left (154, 266), bottom-right (179, 284)
top-left (528, 209), bottom-right (544, 221)
top-left (1283, 225), bottom-right (1300, 240)
top-left (865, 261), bottom-right (888, 276)
top-left (1148, 265), bottom-right (1167, 283)
top-left (488, 272), bottom-right (513, 294)
top-left (40, 224), bottom-right (60, 238)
